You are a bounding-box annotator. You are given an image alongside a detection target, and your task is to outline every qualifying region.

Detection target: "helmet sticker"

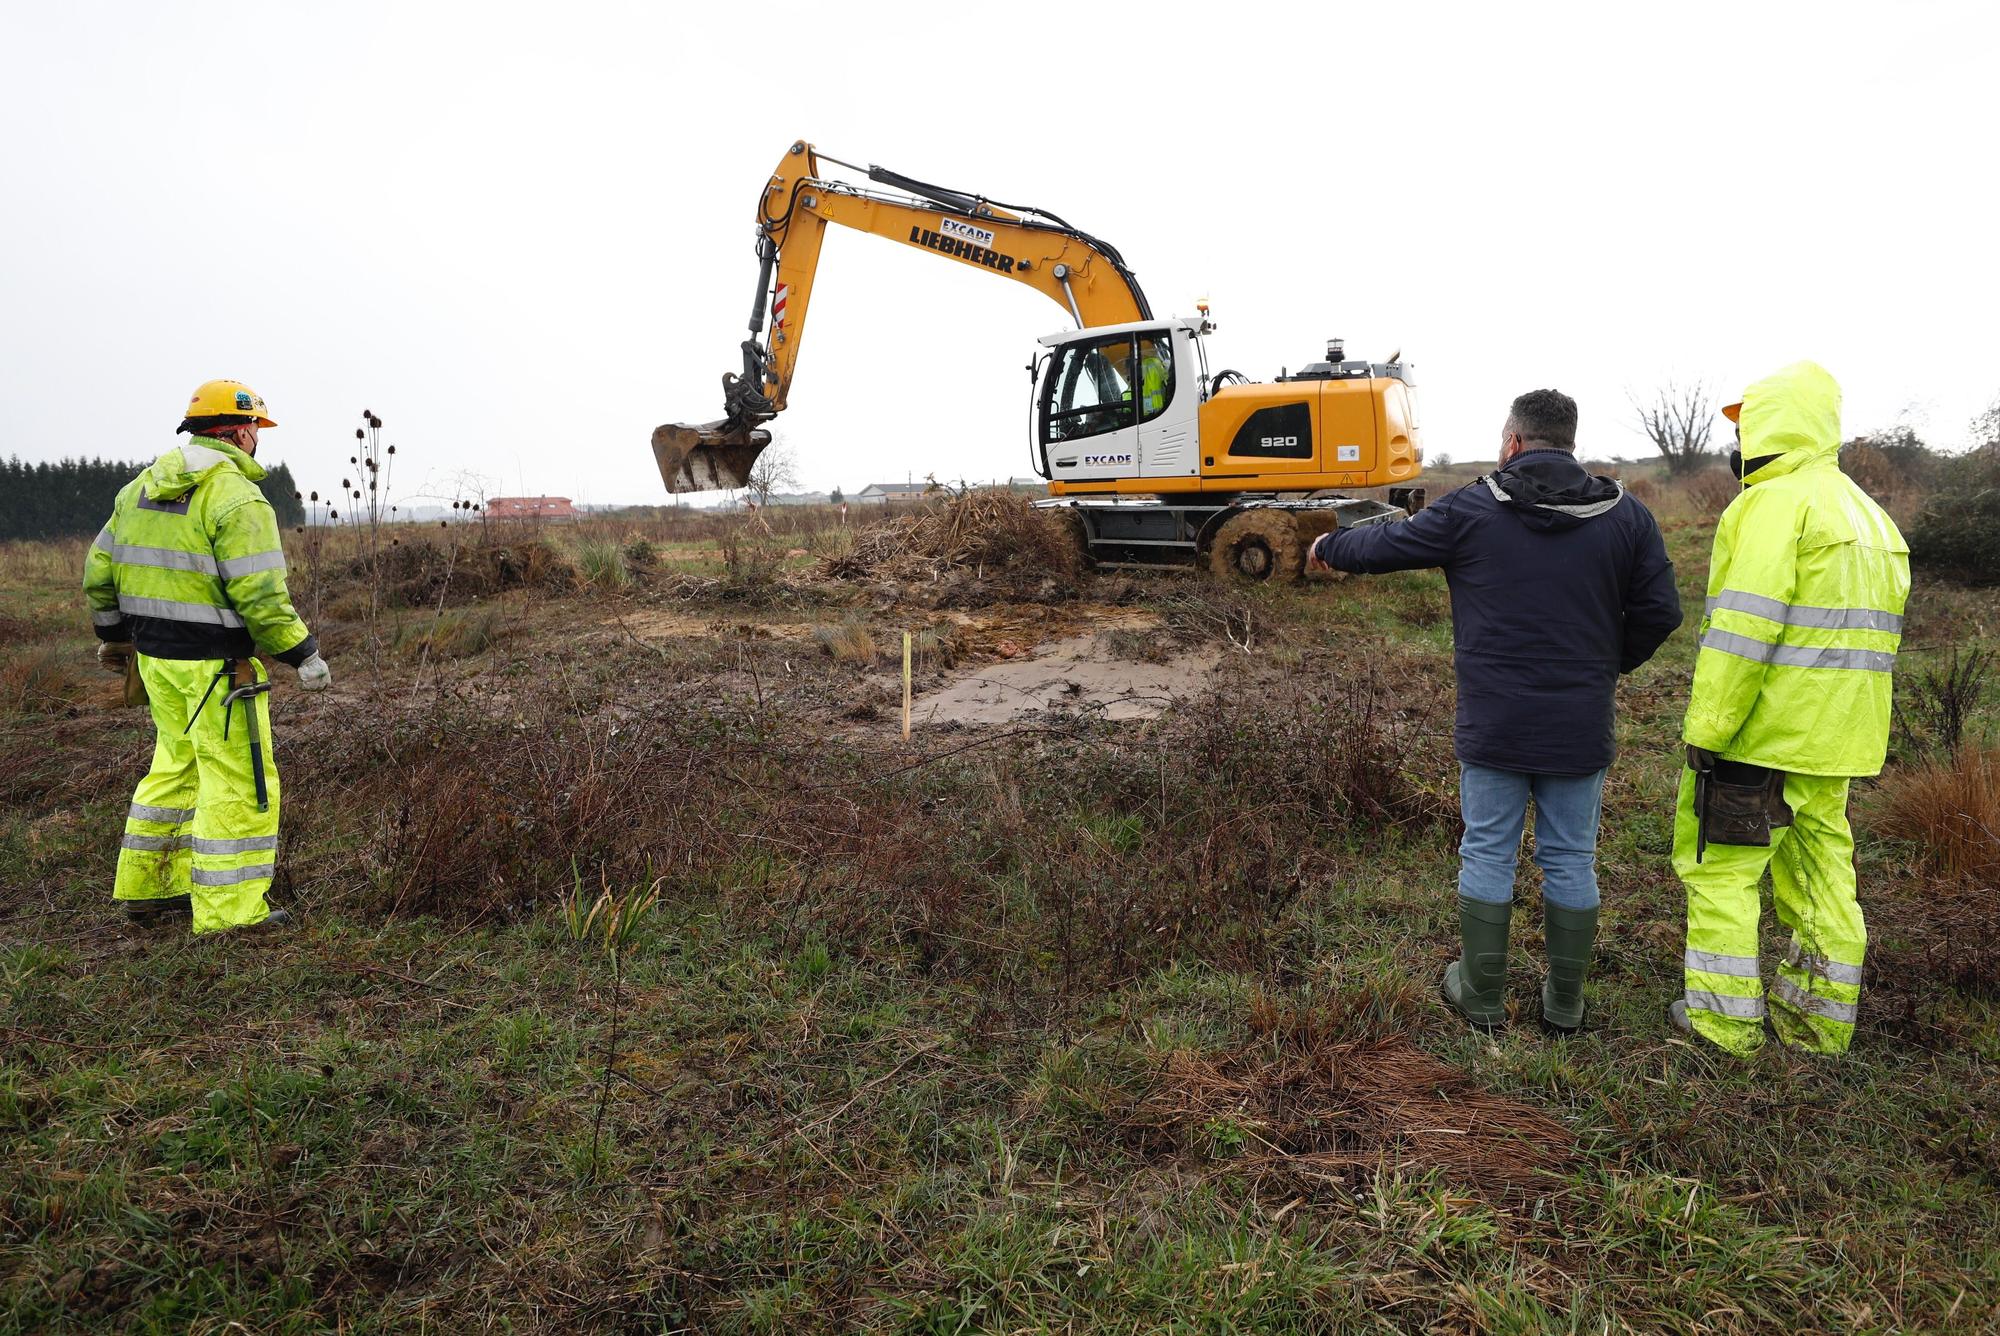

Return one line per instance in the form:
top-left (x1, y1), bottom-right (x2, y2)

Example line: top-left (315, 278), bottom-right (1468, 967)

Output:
top-left (235, 391), bottom-right (256, 410)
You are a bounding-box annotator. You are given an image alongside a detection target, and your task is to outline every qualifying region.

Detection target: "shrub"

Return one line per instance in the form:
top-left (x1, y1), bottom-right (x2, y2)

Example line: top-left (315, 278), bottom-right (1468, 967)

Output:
top-left (1679, 469), bottom-right (1739, 516)
top-left (1840, 442), bottom-right (1903, 502)
top-left (812, 617), bottom-right (878, 664)
top-left (570, 537), bottom-right (631, 592)
top-left (1895, 646), bottom-right (1991, 757)
top-left (1874, 747), bottom-right (2000, 882)
top-left (392, 606), bottom-right (507, 660)
top-left (1908, 445), bottom-right (2000, 584)
top-left (302, 536), bottom-right (578, 610)
top-left (1846, 426), bottom-right (1944, 492)
top-left (719, 523), bottom-right (781, 587)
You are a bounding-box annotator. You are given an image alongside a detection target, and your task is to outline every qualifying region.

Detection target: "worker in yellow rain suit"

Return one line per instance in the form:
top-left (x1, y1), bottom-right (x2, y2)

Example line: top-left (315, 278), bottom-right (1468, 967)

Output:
top-left (1139, 344), bottom-right (1170, 418)
top-left (82, 380), bottom-right (331, 934)
top-left (1670, 361), bottom-right (1909, 1055)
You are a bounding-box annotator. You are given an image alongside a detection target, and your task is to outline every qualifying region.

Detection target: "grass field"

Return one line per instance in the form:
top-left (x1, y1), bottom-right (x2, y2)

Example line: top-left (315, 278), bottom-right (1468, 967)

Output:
top-left (2, 491), bottom-right (1997, 1333)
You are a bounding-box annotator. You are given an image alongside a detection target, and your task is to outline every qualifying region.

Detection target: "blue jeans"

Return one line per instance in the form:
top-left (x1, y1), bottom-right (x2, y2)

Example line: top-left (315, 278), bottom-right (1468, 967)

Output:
top-left (1457, 762), bottom-right (1608, 910)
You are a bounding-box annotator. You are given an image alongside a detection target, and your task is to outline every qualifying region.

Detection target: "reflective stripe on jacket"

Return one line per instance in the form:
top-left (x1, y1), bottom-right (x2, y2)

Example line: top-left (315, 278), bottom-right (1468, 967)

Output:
top-left (1683, 362), bottom-right (1909, 776)
top-left (82, 439), bottom-right (317, 664)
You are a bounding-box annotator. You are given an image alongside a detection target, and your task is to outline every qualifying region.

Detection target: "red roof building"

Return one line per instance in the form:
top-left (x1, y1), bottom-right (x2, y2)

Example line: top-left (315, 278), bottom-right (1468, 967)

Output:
top-left (484, 496), bottom-right (580, 520)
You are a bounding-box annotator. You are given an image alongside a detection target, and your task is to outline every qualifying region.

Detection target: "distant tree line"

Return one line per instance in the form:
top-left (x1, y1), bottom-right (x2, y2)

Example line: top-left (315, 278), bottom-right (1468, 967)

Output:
top-left (0, 456), bottom-right (304, 541)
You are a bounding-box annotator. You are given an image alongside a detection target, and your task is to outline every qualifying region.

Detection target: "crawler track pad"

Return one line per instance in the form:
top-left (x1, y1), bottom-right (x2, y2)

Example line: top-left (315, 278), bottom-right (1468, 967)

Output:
top-left (651, 421), bottom-right (773, 493)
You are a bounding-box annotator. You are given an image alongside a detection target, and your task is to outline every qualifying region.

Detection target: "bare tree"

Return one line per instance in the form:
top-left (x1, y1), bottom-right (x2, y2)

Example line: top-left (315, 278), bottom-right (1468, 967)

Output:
top-left (745, 439), bottom-right (800, 507)
top-left (1631, 381), bottom-right (1719, 477)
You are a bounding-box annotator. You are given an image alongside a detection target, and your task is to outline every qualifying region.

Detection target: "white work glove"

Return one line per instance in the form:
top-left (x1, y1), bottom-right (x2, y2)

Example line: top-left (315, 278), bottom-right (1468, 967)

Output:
top-left (97, 642), bottom-right (134, 676)
top-left (296, 653), bottom-right (332, 692)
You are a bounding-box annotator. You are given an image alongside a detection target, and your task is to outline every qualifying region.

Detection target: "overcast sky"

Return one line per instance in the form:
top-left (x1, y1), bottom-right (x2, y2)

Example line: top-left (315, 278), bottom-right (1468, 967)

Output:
top-left (2, 1), bottom-right (1993, 506)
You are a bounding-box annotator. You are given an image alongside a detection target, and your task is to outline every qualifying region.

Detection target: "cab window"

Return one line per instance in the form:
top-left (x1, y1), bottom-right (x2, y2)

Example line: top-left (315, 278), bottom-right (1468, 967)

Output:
top-left (1040, 336), bottom-right (1136, 445)
top-left (1134, 332), bottom-right (1173, 424)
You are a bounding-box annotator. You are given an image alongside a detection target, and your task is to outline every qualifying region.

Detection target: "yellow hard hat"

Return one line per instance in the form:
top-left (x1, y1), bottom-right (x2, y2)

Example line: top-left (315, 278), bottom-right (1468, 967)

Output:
top-left (183, 379), bottom-right (277, 428)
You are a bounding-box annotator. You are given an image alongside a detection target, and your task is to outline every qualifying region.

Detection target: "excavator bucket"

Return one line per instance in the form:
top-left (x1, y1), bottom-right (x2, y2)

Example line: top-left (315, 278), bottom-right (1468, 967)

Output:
top-left (651, 420), bottom-right (774, 493)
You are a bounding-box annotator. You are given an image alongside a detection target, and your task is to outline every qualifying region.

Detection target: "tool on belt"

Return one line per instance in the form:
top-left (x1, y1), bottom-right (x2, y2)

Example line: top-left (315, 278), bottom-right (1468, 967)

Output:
top-left (186, 658), bottom-right (275, 813)
top-left (1693, 758), bottom-right (1793, 863)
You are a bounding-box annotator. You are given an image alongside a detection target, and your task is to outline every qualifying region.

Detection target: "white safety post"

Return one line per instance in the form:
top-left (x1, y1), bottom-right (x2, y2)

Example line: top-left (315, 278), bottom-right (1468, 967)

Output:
top-left (902, 630), bottom-right (913, 741)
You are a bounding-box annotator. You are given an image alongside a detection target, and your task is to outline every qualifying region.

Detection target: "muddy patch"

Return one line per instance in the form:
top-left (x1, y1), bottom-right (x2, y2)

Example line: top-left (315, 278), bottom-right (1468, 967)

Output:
top-left (611, 608), bottom-right (818, 643)
top-left (911, 632), bottom-right (1218, 726)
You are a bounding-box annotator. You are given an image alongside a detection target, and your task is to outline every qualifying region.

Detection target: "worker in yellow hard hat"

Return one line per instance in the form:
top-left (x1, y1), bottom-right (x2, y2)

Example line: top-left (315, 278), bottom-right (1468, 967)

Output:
top-left (1670, 362), bottom-right (1910, 1055)
top-left (82, 380), bottom-right (330, 934)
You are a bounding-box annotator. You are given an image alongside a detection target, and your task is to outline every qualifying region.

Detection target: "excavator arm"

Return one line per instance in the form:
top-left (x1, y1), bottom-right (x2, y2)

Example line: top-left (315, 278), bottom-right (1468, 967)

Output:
top-left (654, 140), bottom-right (1152, 492)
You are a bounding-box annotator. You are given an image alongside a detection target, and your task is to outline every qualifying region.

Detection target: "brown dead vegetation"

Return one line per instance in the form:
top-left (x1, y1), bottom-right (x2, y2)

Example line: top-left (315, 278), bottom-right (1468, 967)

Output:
top-left (1679, 469), bottom-right (1740, 516)
top-left (1123, 999), bottom-right (1575, 1207)
top-left (1864, 747), bottom-right (2000, 1029)
top-left (0, 642), bottom-right (91, 716)
top-left (1875, 746), bottom-right (2000, 882)
top-left (305, 536), bottom-right (581, 610)
top-left (270, 638), bottom-right (1452, 1007)
top-left (825, 490), bottom-right (1080, 602)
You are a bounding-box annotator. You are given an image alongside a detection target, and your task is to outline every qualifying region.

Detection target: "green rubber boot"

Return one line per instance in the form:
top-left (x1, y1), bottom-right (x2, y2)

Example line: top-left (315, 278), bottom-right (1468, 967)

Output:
top-left (1540, 902), bottom-right (1599, 1035)
top-left (1441, 898), bottom-right (1512, 1031)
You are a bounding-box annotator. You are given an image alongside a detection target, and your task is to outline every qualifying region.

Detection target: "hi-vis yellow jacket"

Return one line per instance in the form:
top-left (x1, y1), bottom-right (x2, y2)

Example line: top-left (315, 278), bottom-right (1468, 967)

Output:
top-left (82, 439), bottom-right (317, 667)
top-left (1683, 362), bottom-right (1909, 776)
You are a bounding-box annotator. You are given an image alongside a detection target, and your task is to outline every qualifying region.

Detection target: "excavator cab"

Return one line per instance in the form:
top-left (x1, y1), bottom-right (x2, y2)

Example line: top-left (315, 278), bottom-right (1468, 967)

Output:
top-left (1036, 320), bottom-right (1205, 486)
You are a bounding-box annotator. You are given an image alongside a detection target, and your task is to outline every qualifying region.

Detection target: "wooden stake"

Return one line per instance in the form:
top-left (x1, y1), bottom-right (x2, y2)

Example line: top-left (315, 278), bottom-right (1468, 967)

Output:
top-left (902, 630), bottom-right (913, 741)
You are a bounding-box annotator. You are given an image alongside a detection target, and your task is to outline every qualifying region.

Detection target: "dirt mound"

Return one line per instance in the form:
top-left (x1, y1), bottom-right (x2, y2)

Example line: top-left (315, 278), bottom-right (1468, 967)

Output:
top-left (827, 491), bottom-right (1080, 602)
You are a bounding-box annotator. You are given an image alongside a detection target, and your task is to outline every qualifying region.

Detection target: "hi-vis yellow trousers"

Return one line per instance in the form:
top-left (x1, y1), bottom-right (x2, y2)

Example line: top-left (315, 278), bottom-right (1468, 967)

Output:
top-left (114, 655), bottom-right (279, 934)
top-left (1671, 768), bottom-right (1865, 1056)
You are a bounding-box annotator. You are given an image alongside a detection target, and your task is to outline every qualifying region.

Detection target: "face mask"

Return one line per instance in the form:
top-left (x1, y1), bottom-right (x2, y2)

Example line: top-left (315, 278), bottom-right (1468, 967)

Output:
top-left (1730, 449), bottom-right (1780, 481)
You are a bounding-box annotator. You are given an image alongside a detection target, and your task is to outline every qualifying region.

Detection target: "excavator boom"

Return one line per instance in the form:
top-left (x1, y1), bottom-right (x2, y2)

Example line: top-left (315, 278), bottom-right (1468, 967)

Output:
top-left (655, 140), bottom-right (1149, 492)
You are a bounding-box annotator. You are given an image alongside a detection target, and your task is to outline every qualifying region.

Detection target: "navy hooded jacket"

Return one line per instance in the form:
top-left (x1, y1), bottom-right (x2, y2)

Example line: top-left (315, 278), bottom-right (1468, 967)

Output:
top-left (1313, 450), bottom-right (1683, 775)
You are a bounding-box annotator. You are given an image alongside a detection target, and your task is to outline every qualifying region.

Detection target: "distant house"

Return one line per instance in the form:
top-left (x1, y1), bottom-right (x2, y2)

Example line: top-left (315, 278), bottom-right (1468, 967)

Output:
top-left (855, 482), bottom-right (931, 501)
top-left (485, 496), bottom-right (580, 520)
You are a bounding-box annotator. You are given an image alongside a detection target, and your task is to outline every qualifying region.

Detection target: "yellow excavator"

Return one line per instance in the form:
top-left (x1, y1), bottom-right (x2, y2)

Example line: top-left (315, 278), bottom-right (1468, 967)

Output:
top-left (656, 140), bottom-right (1426, 579)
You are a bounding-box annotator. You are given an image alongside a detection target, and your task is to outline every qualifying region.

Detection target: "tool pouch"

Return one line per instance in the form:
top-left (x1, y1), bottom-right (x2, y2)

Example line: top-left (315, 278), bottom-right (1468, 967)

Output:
top-left (1694, 760), bottom-right (1793, 862)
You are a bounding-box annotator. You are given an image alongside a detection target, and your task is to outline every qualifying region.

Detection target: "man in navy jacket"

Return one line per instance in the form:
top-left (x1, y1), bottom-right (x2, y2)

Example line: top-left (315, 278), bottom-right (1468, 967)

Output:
top-left (1310, 389), bottom-right (1682, 1032)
